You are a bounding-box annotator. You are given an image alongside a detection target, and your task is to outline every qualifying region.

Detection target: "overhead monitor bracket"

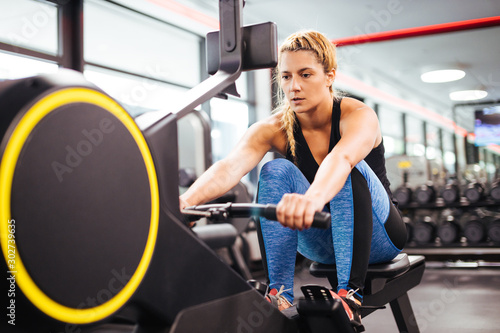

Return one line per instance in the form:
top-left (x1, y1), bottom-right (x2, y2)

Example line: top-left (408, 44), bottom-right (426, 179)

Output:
top-left (206, 21), bottom-right (278, 100)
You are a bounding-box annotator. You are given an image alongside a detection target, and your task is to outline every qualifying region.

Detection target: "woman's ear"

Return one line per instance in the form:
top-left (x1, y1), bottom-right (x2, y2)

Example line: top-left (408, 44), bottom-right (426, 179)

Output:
top-left (326, 69), bottom-right (336, 87)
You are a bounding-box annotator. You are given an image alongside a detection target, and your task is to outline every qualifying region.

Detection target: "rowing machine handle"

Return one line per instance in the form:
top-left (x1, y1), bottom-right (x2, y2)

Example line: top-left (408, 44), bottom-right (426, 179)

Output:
top-left (261, 204), bottom-right (331, 229)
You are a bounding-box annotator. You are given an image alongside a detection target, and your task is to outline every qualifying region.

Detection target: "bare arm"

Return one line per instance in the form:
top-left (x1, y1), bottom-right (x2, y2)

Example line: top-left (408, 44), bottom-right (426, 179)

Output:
top-left (306, 98), bottom-right (380, 203)
top-left (180, 115), bottom-right (284, 208)
top-left (276, 98), bottom-right (381, 229)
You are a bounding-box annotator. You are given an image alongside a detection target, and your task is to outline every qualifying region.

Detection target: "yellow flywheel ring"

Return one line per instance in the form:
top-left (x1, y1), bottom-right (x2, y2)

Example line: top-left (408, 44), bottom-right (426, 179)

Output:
top-left (0, 87), bottom-right (159, 324)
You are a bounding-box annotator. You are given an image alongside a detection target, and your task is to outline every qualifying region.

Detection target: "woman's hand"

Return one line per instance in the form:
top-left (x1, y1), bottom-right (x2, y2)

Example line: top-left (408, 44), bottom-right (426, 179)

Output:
top-left (276, 193), bottom-right (325, 230)
top-left (179, 196), bottom-right (190, 211)
top-left (179, 197), bottom-right (197, 228)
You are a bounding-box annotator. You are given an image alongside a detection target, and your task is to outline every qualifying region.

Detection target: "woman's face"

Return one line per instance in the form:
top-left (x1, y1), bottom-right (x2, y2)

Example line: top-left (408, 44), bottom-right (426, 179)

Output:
top-left (279, 50), bottom-right (334, 114)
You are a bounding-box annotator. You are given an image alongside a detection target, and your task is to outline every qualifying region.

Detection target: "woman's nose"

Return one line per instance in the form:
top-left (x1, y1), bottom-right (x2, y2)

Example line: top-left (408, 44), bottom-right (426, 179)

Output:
top-left (290, 77), bottom-right (300, 91)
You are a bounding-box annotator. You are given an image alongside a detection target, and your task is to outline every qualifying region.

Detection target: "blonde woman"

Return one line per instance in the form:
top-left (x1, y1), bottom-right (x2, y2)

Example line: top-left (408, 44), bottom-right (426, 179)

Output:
top-left (180, 30), bottom-right (406, 328)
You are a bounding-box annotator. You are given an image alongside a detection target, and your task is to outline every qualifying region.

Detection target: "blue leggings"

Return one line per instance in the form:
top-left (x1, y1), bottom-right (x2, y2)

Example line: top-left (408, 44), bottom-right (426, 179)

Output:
top-left (257, 158), bottom-right (404, 303)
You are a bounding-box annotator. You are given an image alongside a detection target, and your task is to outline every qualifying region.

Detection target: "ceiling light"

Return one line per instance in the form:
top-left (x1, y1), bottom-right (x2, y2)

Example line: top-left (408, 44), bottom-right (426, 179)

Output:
top-left (449, 90), bottom-right (488, 101)
top-left (421, 69), bottom-right (465, 83)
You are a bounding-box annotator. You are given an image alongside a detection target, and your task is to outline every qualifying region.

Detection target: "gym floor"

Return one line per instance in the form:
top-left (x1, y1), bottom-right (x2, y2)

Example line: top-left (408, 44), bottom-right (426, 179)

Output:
top-left (289, 261), bottom-right (500, 333)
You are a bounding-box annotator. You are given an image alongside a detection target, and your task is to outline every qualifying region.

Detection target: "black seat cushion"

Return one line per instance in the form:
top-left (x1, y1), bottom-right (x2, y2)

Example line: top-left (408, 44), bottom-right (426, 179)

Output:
top-left (310, 253), bottom-right (410, 280)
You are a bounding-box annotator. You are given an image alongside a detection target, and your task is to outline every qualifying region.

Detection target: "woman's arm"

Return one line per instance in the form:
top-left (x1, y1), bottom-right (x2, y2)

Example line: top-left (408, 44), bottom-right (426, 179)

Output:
top-left (276, 98), bottom-right (381, 229)
top-left (307, 98), bottom-right (380, 202)
top-left (180, 115), bottom-right (285, 209)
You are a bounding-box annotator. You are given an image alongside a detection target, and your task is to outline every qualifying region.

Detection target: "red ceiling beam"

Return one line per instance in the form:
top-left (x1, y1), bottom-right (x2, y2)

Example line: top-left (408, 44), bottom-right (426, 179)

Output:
top-left (332, 16), bottom-right (500, 47)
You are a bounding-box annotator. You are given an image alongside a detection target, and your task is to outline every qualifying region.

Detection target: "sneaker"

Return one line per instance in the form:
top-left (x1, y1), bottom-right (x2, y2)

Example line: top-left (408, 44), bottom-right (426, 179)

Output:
top-left (331, 289), bottom-right (365, 332)
top-left (266, 285), bottom-right (292, 311)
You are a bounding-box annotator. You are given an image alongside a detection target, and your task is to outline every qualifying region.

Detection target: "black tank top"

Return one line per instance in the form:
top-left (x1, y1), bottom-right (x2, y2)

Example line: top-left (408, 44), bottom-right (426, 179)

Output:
top-left (285, 98), bottom-right (394, 202)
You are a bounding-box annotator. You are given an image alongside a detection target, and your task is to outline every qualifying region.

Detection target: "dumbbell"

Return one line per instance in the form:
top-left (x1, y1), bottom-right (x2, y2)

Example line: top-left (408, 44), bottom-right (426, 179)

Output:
top-left (463, 214), bottom-right (486, 244)
top-left (487, 219), bottom-right (500, 243)
top-left (437, 215), bottom-right (461, 244)
top-left (394, 184), bottom-right (413, 206)
top-left (414, 183), bottom-right (437, 205)
top-left (413, 216), bottom-right (437, 244)
top-left (441, 182), bottom-right (461, 204)
top-left (489, 179), bottom-right (500, 202)
top-left (464, 181), bottom-right (485, 203)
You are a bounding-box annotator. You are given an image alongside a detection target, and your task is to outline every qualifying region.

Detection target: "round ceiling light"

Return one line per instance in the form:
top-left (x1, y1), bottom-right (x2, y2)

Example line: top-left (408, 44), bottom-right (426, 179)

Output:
top-left (421, 69), bottom-right (466, 83)
top-left (449, 89), bottom-right (488, 101)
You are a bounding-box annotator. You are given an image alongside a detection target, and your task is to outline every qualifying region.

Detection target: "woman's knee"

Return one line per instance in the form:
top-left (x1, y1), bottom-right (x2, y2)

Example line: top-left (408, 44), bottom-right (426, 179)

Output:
top-left (353, 160), bottom-right (372, 179)
top-left (259, 158), bottom-right (297, 182)
top-left (258, 159), bottom-right (308, 203)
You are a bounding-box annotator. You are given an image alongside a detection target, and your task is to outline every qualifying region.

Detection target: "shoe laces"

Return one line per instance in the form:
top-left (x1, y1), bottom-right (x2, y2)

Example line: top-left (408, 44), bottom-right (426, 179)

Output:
top-left (269, 285), bottom-right (292, 308)
top-left (346, 288), bottom-right (359, 301)
top-left (274, 285), bottom-right (290, 297)
top-left (340, 288), bottom-right (362, 308)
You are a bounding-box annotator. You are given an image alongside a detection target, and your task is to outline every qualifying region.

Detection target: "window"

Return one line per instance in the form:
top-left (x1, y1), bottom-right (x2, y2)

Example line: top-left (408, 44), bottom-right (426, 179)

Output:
top-left (441, 130), bottom-right (456, 175)
top-left (84, 65), bottom-right (188, 116)
top-left (0, 51), bottom-right (58, 80)
top-left (0, 0), bottom-right (58, 56)
top-left (455, 134), bottom-right (466, 174)
top-left (210, 98), bottom-right (249, 162)
top-left (84, 0), bottom-right (202, 88)
top-left (425, 123), bottom-right (441, 160)
top-left (378, 106), bottom-right (404, 157)
top-left (406, 116), bottom-right (425, 157)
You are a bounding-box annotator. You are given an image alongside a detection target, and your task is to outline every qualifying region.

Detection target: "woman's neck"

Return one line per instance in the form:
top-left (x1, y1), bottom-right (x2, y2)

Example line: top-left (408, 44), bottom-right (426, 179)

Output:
top-left (295, 97), bottom-right (333, 131)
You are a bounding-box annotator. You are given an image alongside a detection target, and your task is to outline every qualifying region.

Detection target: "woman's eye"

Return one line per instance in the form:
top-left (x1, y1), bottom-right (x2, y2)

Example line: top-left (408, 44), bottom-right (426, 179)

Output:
top-left (281, 75), bottom-right (290, 80)
top-left (302, 73), bottom-right (311, 78)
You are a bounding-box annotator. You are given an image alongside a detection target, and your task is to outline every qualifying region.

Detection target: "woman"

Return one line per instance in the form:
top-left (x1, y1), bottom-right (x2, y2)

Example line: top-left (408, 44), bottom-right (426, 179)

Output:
top-left (180, 30), bottom-right (406, 328)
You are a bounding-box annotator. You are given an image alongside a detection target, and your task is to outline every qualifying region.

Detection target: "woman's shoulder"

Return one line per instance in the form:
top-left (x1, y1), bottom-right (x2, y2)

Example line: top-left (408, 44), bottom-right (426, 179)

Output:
top-left (338, 96), bottom-right (381, 146)
top-left (249, 112), bottom-right (287, 153)
top-left (339, 97), bottom-right (376, 119)
top-left (339, 96), bottom-right (366, 110)
top-left (253, 112), bottom-right (283, 132)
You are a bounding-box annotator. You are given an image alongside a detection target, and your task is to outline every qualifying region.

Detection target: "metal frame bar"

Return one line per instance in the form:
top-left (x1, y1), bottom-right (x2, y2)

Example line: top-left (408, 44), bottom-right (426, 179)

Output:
top-left (0, 42), bottom-right (60, 63)
top-left (59, 0), bottom-right (84, 71)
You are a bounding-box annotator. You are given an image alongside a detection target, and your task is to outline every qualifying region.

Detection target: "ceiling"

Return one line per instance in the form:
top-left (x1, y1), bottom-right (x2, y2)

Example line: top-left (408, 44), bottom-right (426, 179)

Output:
top-left (119, 0), bottom-right (500, 133)
top-left (239, 0), bottom-right (500, 133)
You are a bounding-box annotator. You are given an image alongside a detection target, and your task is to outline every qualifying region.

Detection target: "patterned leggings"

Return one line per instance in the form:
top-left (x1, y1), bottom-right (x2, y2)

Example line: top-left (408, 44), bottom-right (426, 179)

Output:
top-left (257, 158), bottom-right (406, 303)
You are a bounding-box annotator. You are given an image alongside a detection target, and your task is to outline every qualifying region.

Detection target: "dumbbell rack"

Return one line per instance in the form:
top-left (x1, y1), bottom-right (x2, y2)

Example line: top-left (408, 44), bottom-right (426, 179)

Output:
top-left (399, 197), bottom-right (500, 262)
